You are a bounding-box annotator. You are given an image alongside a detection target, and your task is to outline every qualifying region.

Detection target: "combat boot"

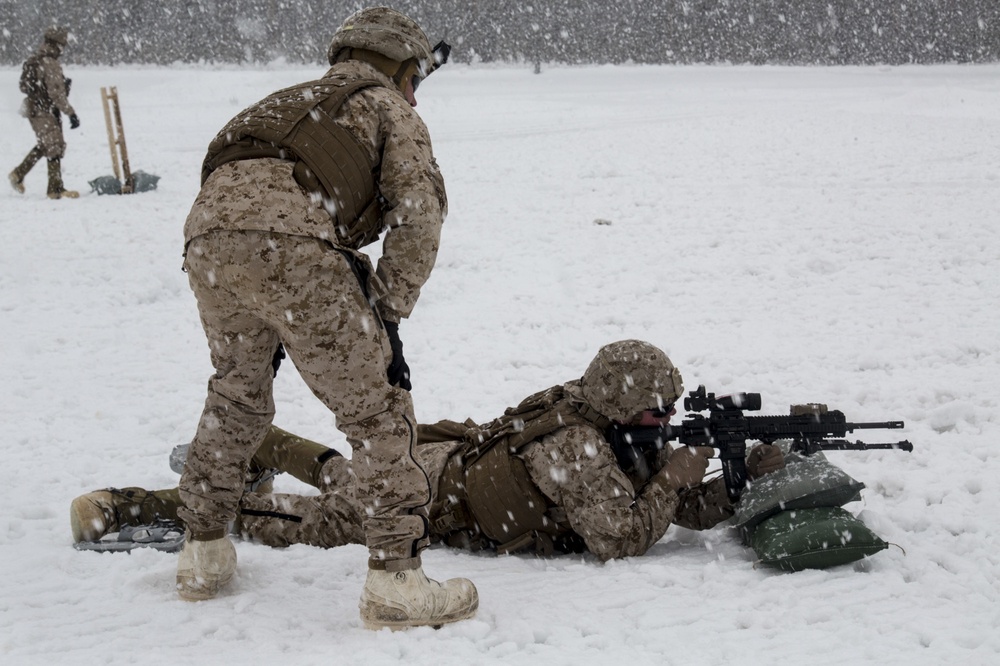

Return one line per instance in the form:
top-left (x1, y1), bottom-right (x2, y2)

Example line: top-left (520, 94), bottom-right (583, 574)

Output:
top-left (70, 487), bottom-right (181, 542)
top-left (359, 566), bottom-right (479, 630)
top-left (9, 170), bottom-right (25, 194)
top-left (10, 146), bottom-right (42, 194)
top-left (46, 157), bottom-right (79, 199)
top-left (176, 536), bottom-right (237, 601)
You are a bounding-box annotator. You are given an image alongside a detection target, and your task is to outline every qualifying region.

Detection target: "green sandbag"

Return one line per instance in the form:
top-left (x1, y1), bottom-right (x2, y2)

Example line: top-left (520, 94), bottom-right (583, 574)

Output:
top-left (734, 451), bottom-right (865, 540)
top-left (751, 507), bottom-right (887, 572)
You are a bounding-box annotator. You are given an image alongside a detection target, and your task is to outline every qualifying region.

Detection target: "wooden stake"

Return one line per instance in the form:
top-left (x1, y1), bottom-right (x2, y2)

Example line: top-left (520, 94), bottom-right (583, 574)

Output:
top-left (100, 86), bottom-right (134, 194)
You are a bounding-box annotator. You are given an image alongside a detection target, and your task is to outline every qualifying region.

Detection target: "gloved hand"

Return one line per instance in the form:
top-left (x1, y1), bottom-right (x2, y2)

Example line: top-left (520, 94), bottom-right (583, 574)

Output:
top-left (383, 321), bottom-right (411, 391)
top-left (746, 444), bottom-right (785, 480)
top-left (654, 446), bottom-right (714, 493)
top-left (271, 343), bottom-right (286, 378)
top-left (69, 113), bottom-right (80, 129)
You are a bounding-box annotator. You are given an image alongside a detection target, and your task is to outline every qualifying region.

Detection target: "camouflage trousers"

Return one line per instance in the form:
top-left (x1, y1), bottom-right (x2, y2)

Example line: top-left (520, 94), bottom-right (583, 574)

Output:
top-left (238, 427), bottom-right (460, 551)
top-left (180, 229), bottom-right (431, 568)
top-left (27, 110), bottom-right (66, 159)
top-left (237, 427), bottom-right (368, 550)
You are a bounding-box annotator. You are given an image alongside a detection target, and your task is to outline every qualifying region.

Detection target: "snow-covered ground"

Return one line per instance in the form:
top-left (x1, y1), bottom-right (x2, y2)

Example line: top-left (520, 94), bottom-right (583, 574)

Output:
top-left (2, 63), bottom-right (998, 665)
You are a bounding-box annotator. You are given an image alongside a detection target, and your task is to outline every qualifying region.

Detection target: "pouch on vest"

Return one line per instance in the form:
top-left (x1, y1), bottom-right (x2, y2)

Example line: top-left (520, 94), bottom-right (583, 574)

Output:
top-left (463, 443), bottom-right (559, 549)
top-left (431, 385), bottom-right (606, 556)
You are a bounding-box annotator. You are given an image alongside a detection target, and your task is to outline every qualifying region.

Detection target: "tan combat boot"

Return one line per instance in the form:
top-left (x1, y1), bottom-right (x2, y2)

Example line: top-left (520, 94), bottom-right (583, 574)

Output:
top-left (176, 536), bottom-right (237, 601)
top-left (46, 157), bottom-right (79, 199)
top-left (70, 487), bottom-right (180, 542)
top-left (359, 566), bottom-right (479, 630)
top-left (9, 170), bottom-right (25, 194)
top-left (10, 146), bottom-right (42, 193)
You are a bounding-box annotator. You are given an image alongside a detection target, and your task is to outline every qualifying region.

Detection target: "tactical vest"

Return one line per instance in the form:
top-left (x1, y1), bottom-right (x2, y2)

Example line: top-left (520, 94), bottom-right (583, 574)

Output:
top-left (429, 384), bottom-right (611, 555)
top-left (201, 71), bottom-right (386, 249)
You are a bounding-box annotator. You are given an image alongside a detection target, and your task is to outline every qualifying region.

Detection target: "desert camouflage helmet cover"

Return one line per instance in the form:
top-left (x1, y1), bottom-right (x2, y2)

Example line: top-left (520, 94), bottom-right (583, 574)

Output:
top-left (327, 7), bottom-right (432, 66)
top-left (580, 340), bottom-right (684, 422)
top-left (44, 27), bottom-right (69, 46)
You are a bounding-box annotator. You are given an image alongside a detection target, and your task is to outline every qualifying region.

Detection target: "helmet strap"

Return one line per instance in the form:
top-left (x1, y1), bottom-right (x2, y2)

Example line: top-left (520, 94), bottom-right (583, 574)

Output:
top-left (393, 58), bottom-right (422, 89)
top-left (339, 48), bottom-right (417, 93)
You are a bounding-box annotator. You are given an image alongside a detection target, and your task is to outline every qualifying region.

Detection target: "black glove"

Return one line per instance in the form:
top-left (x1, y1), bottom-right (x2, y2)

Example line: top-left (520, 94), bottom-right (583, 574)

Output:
top-left (69, 113), bottom-right (80, 129)
top-left (271, 343), bottom-right (286, 377)
top-left (383, 321), bottom-right (411, 391)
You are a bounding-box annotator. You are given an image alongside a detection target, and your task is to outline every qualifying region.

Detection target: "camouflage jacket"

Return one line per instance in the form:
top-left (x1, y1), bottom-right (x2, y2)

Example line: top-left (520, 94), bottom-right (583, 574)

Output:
top-left (183, 60), bottom-right (446, 322)
top-left (23, 42), bottom-right (74, 117)
top-left (423, 382), bottom-right (736, 561)
top-left (519, 423), bottom-right (733, 561)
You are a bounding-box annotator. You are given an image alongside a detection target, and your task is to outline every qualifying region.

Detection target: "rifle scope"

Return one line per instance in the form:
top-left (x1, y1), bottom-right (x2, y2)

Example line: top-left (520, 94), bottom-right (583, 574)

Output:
top-left (684, 385), bottom-right (762, 413)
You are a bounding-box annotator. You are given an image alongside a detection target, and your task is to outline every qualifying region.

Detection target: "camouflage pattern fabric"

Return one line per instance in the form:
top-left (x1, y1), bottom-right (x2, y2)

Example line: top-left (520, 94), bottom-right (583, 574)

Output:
top-left (238, 436), bottom-right (463, 550)
top-left (179, 222), bottom-right (431, 566)
top-left (19, 40), bottom-right (75, 160)
top-left (236, 421), bottom-right (734, 562)
top-left (27, 110), bottom-right (66, 160)
top-left (183, 60), bottom-right (446, 324)
top-left (579, 340), bottom-right (685, 422)
top-left (519, 425), bottom-right (733, 560)
top-left (179, 57), bottom-right (447, 568)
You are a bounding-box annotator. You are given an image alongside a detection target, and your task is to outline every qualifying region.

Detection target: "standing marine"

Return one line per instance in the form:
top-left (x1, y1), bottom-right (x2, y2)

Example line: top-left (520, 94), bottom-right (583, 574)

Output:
top-left (173, 7), bottom-right (473, 629)
top-left (10, 27), bottom-right (80, 199)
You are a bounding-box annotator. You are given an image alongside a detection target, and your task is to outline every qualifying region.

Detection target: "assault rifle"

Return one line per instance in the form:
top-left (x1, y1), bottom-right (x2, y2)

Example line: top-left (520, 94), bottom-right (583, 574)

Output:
top-left (606, 385), bottom-right (912, 502)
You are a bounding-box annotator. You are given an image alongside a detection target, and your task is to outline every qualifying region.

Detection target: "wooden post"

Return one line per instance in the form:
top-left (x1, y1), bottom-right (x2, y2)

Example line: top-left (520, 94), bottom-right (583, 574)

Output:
top-left (99, 86), bottom-right (134, 194)
top-left (100, 88), bottom-right (120, 183)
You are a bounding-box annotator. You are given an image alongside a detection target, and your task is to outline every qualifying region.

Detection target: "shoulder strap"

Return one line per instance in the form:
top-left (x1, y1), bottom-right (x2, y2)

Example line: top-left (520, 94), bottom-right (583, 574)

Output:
top-left (200, 74), bottom-right (385, 241)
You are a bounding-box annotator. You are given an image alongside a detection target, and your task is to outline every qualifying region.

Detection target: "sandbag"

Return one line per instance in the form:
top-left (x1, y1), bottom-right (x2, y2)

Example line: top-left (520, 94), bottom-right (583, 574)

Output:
top-left (750, 507), bottom-right (888, 572)
top-left (734, 450), bottom-right (865, 539)
top-left (89, 170), bottom-right (160, 195)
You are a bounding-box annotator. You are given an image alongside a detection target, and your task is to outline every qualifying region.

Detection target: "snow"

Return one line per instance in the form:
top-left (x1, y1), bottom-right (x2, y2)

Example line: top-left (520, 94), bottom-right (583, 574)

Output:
top-left (2, 63), bottom-right (999, 665)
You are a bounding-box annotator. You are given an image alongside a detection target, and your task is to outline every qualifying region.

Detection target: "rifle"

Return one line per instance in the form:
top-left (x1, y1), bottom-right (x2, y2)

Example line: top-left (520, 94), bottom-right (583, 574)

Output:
top-left (606, 385), bottom-right (912, 502)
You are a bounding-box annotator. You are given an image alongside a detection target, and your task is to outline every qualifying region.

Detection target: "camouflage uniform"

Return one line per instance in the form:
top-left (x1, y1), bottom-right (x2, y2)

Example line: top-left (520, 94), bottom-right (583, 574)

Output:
top-left (237, 400), bottom-right (734, 562)
top-left (10, 27), bottom-right (78, 197)
top-left (75, 342), bottom-right (749, 563)
top-left (233, 342), bottom-right (737, 560)
top-left (180, 56), bottom-right (445, 570)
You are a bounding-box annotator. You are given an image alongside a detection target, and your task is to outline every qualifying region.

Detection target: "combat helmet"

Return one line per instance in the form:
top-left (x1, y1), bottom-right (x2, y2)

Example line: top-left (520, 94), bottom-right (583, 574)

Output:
top-left (580, 340), bottom-right (684, 422)
top-left (44, 27), bottom-right (69, 46)
top-left (328, 8), bottom-right (450, 93)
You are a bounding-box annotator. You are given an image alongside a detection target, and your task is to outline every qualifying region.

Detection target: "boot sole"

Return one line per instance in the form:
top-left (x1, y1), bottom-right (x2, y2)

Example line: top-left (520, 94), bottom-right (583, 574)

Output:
top-left (69, 498), bottom-right (86, 542)
top-left (360, 600), bottom-right (478, 631)
top-left (176, 570), bottom-right (234, 601)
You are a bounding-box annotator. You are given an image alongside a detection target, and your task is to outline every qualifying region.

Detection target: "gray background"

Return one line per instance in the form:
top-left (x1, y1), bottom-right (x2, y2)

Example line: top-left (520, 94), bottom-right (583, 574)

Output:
top-left (2, 0), bottom-right (998, 66)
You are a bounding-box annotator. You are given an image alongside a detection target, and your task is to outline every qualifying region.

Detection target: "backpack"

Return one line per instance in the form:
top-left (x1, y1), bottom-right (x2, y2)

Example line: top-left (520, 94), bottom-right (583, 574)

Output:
top-left (19, 56), bottom-right (43, 98)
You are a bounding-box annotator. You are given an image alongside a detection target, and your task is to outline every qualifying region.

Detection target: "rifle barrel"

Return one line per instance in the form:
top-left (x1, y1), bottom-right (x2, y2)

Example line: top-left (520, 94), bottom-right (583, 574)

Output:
top-left (849, 421), bottom-right (904, 430)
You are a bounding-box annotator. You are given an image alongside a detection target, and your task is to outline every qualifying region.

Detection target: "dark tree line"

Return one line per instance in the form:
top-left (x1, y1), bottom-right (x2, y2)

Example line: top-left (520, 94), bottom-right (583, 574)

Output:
top-left (2, 0), bottom-right (998, 66)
